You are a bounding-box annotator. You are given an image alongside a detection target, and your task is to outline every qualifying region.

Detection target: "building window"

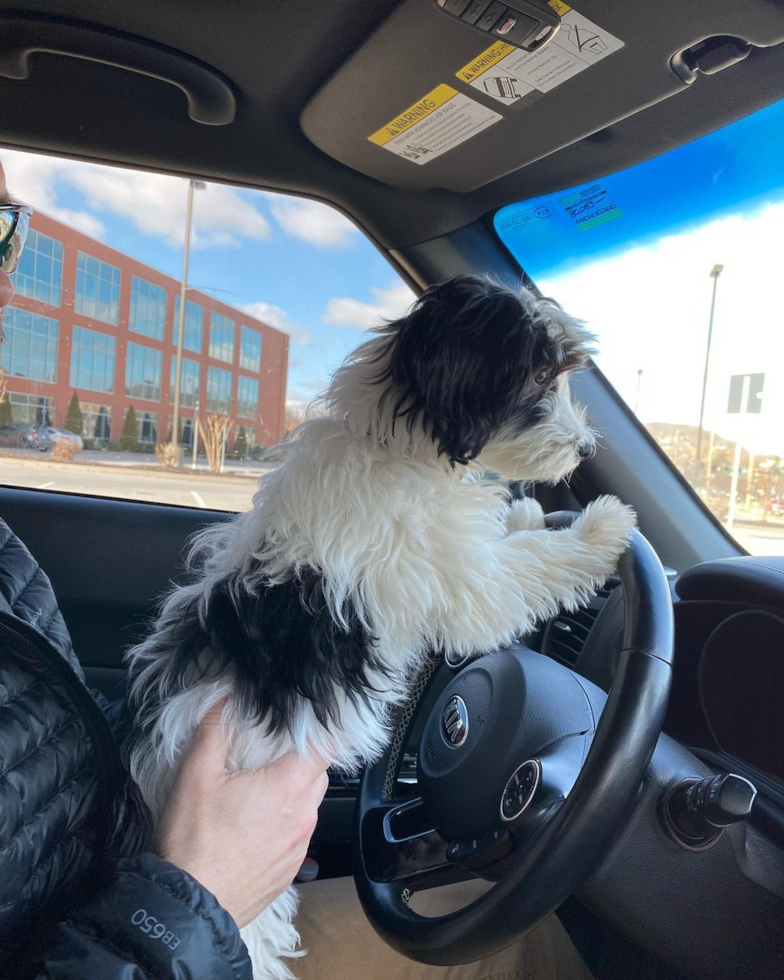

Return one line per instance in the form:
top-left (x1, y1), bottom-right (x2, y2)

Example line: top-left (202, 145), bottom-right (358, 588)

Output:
top-left (75, 252), bottom-right (121, 325)
top-left (137, 411), bottom-right (159, 447)
top-left (170, 357), bottom-right (200, 408)
top-left (173, 296), bottom-right (204, 353)
top-left (239, 326), bottom-right (262, 373)
top-left (181, 417), bottom-right (194, 448)
top-left (237, 375), bottom-right (259, 419)
top-left (70, 326), bottom-right (116, 393)
top-left (209, 311), bottom-right (235, 363)
top-left (4, 392), bottom-right (54, 425)
top-left (81, 402), bottom-right (112, 443)
top-left (12, 230), bottom-right (63, 306)
top-left (206, 366), bottom-right (232, 414)
top-left (125, 342), bottom-right (162, 401)
top-left (0, 307), bottom-right (59, 383)
top-left (130, 276), bottom-right (167, 340)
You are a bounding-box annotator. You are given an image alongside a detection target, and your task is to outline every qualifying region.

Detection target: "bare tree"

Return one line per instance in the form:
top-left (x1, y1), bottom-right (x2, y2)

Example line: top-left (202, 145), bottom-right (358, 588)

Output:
top-left (198, 414), bottom-right (233, 473)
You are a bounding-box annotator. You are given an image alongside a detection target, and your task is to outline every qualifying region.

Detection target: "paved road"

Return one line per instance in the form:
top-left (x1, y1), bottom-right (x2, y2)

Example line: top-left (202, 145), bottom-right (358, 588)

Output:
top-left (732, 520), bottom-right (784, 557)
top-left (0, 459), bottom-right (257, 512)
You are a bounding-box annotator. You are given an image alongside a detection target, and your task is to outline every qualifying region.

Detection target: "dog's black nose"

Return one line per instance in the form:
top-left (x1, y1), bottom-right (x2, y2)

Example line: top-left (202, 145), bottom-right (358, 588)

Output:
top-left (577, 441), bottom-right (595, 460)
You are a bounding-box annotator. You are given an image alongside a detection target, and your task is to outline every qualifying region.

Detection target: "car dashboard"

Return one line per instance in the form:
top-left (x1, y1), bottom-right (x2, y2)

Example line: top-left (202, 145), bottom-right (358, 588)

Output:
top-left (546, 556), bottom-right (784, 808)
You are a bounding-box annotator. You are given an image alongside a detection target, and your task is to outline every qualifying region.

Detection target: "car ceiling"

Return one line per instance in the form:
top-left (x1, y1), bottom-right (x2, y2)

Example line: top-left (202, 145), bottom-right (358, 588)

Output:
top-left (1, 0), bottom-right (784, 252)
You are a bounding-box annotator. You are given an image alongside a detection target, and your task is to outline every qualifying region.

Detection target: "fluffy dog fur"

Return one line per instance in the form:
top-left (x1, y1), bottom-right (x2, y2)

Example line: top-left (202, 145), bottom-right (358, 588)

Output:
top-left (126, 276), bottom-right (635, 979)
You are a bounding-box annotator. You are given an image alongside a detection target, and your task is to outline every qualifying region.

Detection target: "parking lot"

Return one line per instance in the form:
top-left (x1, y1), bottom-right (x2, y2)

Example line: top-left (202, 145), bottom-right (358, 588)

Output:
top-left (0, 455), bottom-right (259, 512)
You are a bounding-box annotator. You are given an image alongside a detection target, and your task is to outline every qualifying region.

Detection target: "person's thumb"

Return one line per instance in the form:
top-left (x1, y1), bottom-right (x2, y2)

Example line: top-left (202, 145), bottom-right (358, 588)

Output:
top-left (184, 699), bottom-right (231, 776)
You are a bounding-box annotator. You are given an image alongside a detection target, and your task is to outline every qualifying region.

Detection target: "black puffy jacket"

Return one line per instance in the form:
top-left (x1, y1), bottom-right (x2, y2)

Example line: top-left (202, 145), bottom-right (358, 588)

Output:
top-left (0, 519), bottom-right (252, 978)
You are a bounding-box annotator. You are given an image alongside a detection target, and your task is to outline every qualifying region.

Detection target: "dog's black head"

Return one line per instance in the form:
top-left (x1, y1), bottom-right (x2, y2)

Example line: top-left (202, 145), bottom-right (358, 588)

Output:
top-left (372, 276), bottom-right (593, 480)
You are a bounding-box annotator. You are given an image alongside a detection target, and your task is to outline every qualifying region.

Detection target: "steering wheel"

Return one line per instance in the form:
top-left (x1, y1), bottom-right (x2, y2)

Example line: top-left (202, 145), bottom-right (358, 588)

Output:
top-left (354, 512), bottom-right (674, 965)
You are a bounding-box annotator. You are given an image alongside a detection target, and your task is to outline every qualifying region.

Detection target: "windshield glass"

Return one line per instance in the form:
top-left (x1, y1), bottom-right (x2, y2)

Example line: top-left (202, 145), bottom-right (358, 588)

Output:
top-left (495, 98), bottom-right (784, 557)
top-left (0, 152), bottom-right (413, 511)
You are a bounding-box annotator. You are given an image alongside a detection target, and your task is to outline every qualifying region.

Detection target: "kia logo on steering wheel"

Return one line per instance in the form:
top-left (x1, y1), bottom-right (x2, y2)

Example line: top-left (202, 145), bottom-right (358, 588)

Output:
top-left (442, 695), bottom-right (469, 747)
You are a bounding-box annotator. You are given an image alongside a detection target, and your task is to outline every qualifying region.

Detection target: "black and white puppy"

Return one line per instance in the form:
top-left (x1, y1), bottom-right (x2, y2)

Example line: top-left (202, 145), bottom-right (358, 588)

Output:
top-left (126, 276), bottom-right (635, 978)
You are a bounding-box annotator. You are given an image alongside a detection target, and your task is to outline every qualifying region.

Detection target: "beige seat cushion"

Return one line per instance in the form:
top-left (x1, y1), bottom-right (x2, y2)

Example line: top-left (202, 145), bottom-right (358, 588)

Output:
top-left (294, 876), bottom-right (593, 980)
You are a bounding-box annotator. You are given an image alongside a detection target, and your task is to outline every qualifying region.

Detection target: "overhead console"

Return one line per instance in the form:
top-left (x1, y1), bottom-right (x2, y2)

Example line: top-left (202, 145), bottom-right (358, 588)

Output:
top-left (301, 0), bottom-right (784, 192)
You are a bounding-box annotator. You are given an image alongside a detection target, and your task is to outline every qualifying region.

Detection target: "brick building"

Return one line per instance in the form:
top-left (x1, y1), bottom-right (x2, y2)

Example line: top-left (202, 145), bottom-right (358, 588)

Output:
top-left (0, 211), bottom-right (289, 451)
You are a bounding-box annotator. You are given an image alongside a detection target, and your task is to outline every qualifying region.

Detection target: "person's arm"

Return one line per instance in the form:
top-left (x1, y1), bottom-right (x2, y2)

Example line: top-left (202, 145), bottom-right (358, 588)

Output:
top-left (17, 703), bottom-right (329, 979)
top-left (19, 853), bottom-right (253, 979)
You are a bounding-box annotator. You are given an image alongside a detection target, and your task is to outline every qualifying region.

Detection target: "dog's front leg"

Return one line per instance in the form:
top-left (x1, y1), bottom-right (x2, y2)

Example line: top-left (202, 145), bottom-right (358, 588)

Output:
top-left (497, 495), bottom-right (636, 629)
top-left (505, 496), bottom-right (547, 534)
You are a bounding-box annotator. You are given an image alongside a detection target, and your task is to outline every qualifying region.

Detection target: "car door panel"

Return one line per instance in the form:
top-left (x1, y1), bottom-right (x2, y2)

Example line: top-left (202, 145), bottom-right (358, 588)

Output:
top-left (0, 485), bottom-right (354, 846)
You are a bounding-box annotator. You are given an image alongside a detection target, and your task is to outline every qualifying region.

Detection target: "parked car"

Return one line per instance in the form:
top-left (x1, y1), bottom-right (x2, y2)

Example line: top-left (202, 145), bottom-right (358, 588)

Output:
top-left (22, 425), bottom-right (53, 451)
top-left (38, 427), bottom-right (84, 453)
top-left (0, 421), bottom-right (41, 449)
top-left (765, 497), bottom-right (784, 515)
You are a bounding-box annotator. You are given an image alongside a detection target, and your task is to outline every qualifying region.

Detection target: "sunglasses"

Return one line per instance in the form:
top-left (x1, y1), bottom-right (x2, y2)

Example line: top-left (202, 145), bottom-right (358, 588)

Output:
top-left (0, 203), bottom-right (33, 274)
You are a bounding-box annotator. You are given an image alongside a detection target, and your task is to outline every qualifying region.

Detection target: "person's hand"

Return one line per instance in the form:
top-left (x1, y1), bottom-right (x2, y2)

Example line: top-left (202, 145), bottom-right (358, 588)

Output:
top-left (155, 701), bottom-right (329, 928)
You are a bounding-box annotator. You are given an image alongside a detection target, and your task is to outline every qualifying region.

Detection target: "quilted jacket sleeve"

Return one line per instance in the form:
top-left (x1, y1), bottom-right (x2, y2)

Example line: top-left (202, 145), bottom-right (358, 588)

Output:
top-left (17, 853), bottom-right (253, 980)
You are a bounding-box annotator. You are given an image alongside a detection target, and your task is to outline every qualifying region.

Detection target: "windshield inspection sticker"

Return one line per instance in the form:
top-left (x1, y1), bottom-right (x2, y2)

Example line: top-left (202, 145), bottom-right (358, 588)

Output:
top-left (456, 5), bottom-right (624, 105)
top-left (368, 84), bottom-right (501, 165)
top-left (561, 184), bottom-right (622, 232)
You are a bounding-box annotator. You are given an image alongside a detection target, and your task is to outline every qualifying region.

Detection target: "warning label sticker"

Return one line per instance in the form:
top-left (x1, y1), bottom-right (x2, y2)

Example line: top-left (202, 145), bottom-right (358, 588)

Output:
top-left (560, 183), bottom-right (622, 232)
top-left (368, 83), bottom-right (501, 165)
top-left (456, 6), bottom-right (624, 105)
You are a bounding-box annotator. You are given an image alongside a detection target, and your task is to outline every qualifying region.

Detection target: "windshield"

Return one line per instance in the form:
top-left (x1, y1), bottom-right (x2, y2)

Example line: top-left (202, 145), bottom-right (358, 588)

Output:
top-left (495, 98), bottom-right (784, 557)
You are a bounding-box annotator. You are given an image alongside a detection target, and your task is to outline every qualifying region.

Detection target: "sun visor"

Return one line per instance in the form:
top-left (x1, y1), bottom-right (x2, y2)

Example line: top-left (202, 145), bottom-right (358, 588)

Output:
top-left (301, 0), bottom-right (784, 192)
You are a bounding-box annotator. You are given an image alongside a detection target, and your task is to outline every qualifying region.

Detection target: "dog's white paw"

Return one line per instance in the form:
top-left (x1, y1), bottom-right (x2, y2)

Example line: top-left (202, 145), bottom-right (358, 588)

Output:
top-left (506, 497), bottom-right (546, 534)
top-left (573, 495), bottom-right (636, 556)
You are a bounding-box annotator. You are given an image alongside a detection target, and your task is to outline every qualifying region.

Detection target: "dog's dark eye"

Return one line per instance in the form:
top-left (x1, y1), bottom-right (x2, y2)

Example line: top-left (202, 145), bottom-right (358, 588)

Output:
top-left (534, 369), bottom-right (549, 386)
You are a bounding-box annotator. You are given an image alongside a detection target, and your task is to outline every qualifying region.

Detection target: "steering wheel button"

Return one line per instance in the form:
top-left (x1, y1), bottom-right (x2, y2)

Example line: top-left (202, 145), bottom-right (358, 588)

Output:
top-left (500, 760), bottom-right (541, 822)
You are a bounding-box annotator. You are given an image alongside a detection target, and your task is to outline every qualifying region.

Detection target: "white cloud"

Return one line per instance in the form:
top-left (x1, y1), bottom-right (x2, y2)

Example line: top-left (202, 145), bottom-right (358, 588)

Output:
top-left (269, 196), bottom-right (357, 248)
top-left (544, 200), bottom-right (784, 455)
top-left (1, 148), bottom-right (270, 248)
top-left (322, 281), bottom-right (415, 331)
top-left (3, 151), bottom-right (106, 237)
top-left (242, 300), bottom-right (313, 349)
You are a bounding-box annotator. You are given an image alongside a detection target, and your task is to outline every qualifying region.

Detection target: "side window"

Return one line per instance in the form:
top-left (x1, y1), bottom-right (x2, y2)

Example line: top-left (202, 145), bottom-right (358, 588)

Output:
top-left (0, 151), bottom-right (413, 510)
top-left (495, 99), bottom-right (784, 558)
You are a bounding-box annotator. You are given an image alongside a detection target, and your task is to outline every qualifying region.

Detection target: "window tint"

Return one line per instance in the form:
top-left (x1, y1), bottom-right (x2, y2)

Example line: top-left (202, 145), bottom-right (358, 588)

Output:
top-left (70, 326), bottom-right (116, 393)
top-left (173, 296), bottom-right (204, 352)
top-left (129, 276), bottom-right (167, 340)
top-left (237, 375), bottom-right (259, 420)
top-left (170, 357), bottom-right (200, 408)
top-left (137, 411), bottom-right (159, 447)
top-left (239, 325), bottom-right (262, 373)
top-left (206, 365), bottom-right (232, 414)
top-left (1, 148), bottom-right (413, 509)
top-left (75, 252), bottom-right (121, 325)
top-left (4, 392), bottom-right (54, 425)
top-left (125, 342), bottom-right (163, 401)
top-left (13, 230), bottom-right (63, 306)
top-left (209, 311), bottom-right (235, 363)
top-left (81, 402), bottom-right (112, 443)
top-left (1, 307), bottom-right (59, 383)
top-left (494, 98), bottom-right (784, 557)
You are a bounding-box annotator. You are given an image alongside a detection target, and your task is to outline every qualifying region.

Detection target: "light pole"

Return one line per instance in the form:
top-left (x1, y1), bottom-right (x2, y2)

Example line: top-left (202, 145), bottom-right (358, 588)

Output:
top-left (634, 368), bottom-right (643, 414)
top-left (171, 179), bottom-right (205, 457)
top-left (696, 263), bottom-right (723, 468)
top-left (191, 397), bottom-right (200, 470)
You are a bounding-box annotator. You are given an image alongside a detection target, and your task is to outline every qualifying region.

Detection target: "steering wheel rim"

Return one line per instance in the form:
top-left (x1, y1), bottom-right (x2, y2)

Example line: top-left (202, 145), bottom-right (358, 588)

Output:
top-left (354, 513), bottom-right (674, 966)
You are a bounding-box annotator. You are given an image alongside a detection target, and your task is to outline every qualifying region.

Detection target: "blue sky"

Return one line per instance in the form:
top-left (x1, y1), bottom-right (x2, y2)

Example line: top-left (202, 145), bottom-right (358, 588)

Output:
top-left (1, 148), bottom-right (414, 408)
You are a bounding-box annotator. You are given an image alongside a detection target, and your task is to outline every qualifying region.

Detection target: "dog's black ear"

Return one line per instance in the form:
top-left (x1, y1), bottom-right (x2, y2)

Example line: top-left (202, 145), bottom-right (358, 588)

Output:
top-left (383, 276), bottom-right (555, 465)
